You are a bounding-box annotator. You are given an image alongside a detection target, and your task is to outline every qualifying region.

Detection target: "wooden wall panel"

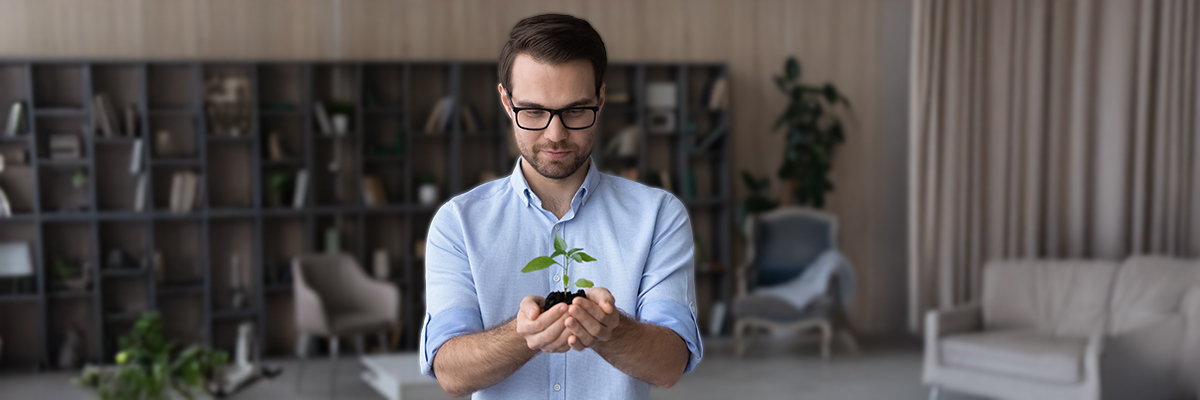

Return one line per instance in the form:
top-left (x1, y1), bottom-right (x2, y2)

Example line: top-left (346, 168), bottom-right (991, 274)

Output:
top-left (0, 0), bottom-right (910, 333)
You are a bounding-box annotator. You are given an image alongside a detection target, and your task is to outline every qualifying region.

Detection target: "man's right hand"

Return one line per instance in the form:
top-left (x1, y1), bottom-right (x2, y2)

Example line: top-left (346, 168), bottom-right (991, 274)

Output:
top-left (515, 295), bottom-right (572, 353)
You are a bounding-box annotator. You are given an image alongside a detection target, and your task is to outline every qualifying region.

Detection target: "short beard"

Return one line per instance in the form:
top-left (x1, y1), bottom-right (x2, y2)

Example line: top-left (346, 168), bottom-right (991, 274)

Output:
top-left (522, 146), bottom-right (592, 180)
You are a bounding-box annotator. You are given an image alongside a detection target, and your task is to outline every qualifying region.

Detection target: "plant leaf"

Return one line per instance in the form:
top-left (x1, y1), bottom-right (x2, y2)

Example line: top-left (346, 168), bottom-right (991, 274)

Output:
top-left (785, 57), bottom-right (800, 81)
top-left (550, 249), bottom-right (564, 259)
top-left (553, 235), bottom-right (566, 253)
top-left (522, 256), bottom-right (557, 273)
top-left (575, 278), bottom-right (594, 288)
top-left (576, 252), bottom-right (597, 262)
top-left (566, 248), bottom-right (583, 257)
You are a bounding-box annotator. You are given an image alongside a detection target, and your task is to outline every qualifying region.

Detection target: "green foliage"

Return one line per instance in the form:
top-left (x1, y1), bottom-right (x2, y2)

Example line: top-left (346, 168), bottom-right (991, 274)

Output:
top-left (74, 312), bottom-right (228, 400)
top-left (740, 171), bottom-right (779, 215)
top-left (773, 56), bottom-right (851, 208)
top-left (521, 234), bottom-right (598, 293)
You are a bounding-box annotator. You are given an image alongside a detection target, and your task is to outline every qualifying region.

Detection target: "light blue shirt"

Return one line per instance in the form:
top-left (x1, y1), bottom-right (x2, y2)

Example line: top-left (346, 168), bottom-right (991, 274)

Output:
top-left (419, 157), bottom-right (703, 399)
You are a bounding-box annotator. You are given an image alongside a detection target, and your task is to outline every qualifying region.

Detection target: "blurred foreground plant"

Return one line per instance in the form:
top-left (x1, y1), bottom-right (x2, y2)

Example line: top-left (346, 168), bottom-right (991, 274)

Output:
top-left (74, 312), bottom-right (228, 400)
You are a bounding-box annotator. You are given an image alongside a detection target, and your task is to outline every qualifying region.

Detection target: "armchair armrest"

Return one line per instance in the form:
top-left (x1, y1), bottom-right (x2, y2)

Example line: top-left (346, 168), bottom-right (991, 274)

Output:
top-left (353, 276), bottom-right (401, 324)
top-left (293, 260), bottom-right (330, 336)
top-left (1080, 330), bottom-right (1105, 398)
top-left (923, 303), bottom-right (981, 382)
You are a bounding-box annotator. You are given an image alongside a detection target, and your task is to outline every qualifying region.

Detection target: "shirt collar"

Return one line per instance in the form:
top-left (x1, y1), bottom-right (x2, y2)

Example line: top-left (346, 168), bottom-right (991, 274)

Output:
top-left (508, 156), bottom-right (601, 209)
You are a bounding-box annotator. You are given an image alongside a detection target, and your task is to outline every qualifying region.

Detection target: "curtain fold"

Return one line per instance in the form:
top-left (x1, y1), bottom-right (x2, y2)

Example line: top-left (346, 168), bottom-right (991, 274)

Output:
top-left (909, 0), bottom-right (1200, 331)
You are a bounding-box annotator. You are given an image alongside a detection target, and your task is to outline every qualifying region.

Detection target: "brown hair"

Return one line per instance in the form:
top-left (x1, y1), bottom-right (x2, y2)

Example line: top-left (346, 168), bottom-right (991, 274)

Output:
top-left (499, 14), bottom-right (607, 96)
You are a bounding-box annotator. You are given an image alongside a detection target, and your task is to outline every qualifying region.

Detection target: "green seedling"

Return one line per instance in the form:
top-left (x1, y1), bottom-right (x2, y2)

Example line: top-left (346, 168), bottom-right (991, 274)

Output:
top-left (521, 234), bottom-right (598, 293)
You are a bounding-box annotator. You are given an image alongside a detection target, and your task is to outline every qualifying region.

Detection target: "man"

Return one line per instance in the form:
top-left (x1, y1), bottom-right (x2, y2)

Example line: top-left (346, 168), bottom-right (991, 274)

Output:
top-left (419, 14), bottom-right (703, 399)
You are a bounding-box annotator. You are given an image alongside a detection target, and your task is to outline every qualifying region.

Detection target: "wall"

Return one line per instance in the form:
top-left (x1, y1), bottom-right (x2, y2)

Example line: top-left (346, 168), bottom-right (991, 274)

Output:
top-left (0, 0), bottom-right (911, 334)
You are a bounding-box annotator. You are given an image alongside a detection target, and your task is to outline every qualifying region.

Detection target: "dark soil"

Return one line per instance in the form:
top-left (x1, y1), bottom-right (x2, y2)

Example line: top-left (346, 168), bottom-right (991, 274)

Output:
top-left (542, 290), bottom-right (587, 312)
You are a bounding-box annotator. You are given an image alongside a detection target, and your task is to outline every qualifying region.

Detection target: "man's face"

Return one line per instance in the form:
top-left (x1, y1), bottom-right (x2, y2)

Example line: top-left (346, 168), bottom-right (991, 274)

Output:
top-left (501, 54), bottom-right (604, 180)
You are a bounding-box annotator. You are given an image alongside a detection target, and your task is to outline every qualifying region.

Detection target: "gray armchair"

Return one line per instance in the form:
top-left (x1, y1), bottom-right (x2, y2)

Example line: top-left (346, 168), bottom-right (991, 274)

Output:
top-left (732, 207), bottom-right (859, 359)
top-left (293, 253), bottom-right (400, 399)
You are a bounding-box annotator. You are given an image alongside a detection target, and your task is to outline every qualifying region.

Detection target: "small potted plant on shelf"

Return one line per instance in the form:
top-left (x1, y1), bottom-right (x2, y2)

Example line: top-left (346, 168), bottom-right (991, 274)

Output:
top-left (522, 234), bottom-right (598, 312)
top-left (74, 312), bottom-right (228, 400)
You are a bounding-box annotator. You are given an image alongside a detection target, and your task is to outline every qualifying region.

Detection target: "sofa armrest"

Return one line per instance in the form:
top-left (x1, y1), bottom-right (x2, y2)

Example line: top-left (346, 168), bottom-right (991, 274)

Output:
top-left (1182, 286), bottom-right (1200, 396)
top-left (923, 303), bottom-right (982, 382)
top-left (925, 302), bottom-right (982, 338)
top-left (1083, 330), bottom-right (1105, 385)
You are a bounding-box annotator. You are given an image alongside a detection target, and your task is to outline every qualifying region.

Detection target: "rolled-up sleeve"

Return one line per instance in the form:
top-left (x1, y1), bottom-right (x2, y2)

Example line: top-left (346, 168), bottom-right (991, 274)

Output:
top-left (636, 196), bottom-right (704, 373)
top-left (419, 201), bottom-right (484, 379)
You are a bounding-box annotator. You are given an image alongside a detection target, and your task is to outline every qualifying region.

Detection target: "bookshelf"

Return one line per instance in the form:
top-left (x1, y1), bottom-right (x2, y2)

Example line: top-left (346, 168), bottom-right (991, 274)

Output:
top-left (0, 60), bottom-right (731, 371)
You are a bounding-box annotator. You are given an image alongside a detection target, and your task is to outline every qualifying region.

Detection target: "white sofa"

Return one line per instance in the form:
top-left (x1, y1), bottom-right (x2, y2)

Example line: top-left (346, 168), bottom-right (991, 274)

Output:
top-left (923, 256), bottom-right (1200, 400)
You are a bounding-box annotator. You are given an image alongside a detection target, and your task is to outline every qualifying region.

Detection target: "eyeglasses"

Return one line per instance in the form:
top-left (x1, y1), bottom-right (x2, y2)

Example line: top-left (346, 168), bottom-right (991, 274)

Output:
top-left (507, 91), bottom-right (600, 130)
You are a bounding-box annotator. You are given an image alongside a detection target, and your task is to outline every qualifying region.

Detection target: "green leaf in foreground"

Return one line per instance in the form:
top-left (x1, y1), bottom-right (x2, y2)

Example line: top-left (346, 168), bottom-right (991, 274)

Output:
top-left (522, 256), bottom-right (557, 273)
top-left (554, 235), bottom-right (567, 253)
top-left (575, 278), bottom-right (594, 288)
top-left (576, 252), bottom-right (597, 262)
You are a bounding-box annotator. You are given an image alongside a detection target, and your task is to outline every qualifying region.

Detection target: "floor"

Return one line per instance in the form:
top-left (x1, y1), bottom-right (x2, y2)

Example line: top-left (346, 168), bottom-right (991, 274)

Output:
top-left (0, 337), bottom-right (985, 400)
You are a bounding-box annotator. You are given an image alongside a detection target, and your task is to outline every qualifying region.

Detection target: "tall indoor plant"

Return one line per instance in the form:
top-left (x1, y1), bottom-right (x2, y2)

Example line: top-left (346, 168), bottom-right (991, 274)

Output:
top-left (773, 56), bottom-right (851, 208)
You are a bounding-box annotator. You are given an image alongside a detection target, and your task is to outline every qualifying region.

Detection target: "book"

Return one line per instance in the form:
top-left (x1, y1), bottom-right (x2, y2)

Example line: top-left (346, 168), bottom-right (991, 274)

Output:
top-left (423, 97), bottom-right (450, 134)
top-left (133, 173), bottom-right (147, 212)
top-left (182, 172), bottom-right (198, 212)
top-left (129, 139), bottom-right (143, 174)
top-left (0, 186), bottom-right (10, 217)
top-left (169, 172), bottom-right (183, 212)
top-left (292, 169), bottom-right (309, 209)
top-left (93, 94), bottom-right (119, 137)
top-left (313, 102), bottom-right (332, 136)
top-left (707, 76), bottom-right (729, 111)
top-left (362, 175), bottom-right (387, 206)
top-left (49, 133), bottom-right (81, 159)
top-left (5, 101), bottom-right (24, 136)
top-left (124, 104), bottom-right (137, 137)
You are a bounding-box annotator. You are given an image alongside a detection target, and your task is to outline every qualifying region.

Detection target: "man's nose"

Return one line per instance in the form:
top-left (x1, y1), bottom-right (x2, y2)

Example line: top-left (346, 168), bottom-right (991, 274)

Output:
top-left (544, 116), bottom-right (569, 142)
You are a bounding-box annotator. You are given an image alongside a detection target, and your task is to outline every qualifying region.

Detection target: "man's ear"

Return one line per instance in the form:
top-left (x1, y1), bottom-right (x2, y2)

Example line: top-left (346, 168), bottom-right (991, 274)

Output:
top-left (498, 83), bottom-right (514, 121)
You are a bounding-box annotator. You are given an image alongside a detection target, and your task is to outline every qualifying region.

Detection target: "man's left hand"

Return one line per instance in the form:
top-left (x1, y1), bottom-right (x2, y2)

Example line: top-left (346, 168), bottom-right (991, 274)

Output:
top-left (565, 287), bottom-right (620, 351)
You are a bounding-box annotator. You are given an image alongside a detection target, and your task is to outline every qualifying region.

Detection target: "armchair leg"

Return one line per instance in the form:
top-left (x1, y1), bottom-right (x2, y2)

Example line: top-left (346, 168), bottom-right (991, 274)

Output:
top-left (734, 320), bottom-right (748, 358)
top-left (837, 330), bottom-right (861, 354)
top-left (928, 386), bottom-right (940, 400)
top-left (295, 332), bottom-right (310, 394)
top-left (329, 336), bottom-right (340, 400)
top-left (819, 322), bottom-right (833, 361)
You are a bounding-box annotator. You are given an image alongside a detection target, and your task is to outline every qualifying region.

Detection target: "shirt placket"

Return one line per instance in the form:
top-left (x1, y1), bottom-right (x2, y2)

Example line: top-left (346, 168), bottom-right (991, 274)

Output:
top-left (549, 221), bottom-right (567, 399)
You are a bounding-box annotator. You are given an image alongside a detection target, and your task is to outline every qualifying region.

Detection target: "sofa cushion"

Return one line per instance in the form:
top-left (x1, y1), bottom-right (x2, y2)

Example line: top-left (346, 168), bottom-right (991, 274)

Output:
top-left (982, 260), bottom-right (1118, 336)
top-left (941, 330), bottom-right (1087, 384)
top-left (1108, 256), bottom-right (1200, 335)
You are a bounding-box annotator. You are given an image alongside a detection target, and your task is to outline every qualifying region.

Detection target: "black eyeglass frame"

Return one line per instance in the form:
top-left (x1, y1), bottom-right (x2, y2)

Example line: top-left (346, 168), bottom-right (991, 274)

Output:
top-left (506, 91), bottom-right (601, 131)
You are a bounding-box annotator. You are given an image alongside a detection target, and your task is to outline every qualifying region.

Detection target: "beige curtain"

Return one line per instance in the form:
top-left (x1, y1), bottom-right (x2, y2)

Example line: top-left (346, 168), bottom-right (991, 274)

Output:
top-left (908, 0), bottom-right (1200, 331)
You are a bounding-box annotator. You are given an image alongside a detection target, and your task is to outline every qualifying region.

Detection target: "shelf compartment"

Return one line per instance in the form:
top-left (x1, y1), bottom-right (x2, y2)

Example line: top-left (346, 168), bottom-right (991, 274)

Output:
top-left (208, 219), bottom-right (254, 312)
top-left (154, 220), bottom-right (203, 287)
top-left (0, 157), bottom-right (35, 214)
top-left (147, 64), bottom-right (196, 110)
top-left (95, 142), bottom-right (143, 212)
top-left (0, 301), bottom-right (44, 369)
top-left (206, 141), bottom-right (253, 209)
top-left (32, 64), bottom-right (85, 109)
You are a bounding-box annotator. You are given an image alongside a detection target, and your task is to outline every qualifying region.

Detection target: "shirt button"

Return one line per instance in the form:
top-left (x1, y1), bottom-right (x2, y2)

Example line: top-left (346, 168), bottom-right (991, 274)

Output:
top-left (554, 384), bottom-right (562, 391)
top-left (553, 275), bottom-right (561, 282)
top-left (553, 224), bottom-right (560, 232)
